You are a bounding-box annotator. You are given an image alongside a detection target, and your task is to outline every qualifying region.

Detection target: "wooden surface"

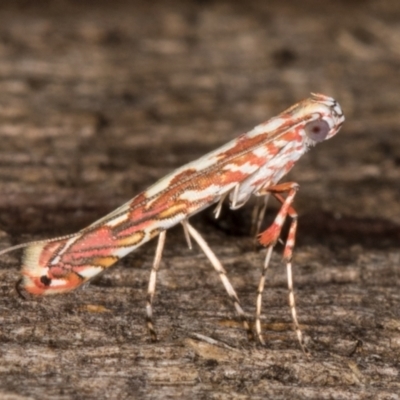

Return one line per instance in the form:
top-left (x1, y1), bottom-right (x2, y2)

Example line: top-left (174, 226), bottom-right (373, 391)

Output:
top-left (1, 1), bottom-right (400, 399)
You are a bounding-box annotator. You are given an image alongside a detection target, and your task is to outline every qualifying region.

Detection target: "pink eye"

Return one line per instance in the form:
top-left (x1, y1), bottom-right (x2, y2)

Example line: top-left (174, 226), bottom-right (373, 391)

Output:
top-left (305, 120), bottom-right (330, 142)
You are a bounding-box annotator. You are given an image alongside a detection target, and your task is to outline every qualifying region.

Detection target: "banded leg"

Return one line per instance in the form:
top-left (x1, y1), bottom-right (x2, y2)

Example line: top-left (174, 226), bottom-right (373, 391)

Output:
top-left (286, 260), bottom-right (307, 354)
top-left (275, 200), bottom-right (307, 353)
top-left (146, 230), bottom-right (166, 341)
top-left (255, 245), bottom-right (273, 344)
top-left (256, 182), bottom-right (307, 352)
top-left (183, 220), bottom-right (253, 339)
top-left (256, 195), bottom-right (299, 344)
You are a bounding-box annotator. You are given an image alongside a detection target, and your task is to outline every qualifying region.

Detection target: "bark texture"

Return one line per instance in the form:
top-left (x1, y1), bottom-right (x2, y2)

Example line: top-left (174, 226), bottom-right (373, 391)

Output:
top-left (1, 1), bottom-right (400, 399)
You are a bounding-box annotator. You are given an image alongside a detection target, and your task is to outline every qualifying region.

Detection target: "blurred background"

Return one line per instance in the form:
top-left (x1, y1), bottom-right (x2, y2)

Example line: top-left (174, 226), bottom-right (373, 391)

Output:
top-left (0, 1), bottom-right (400, 398)
top-left (0, 0), bottom-right (399, 241)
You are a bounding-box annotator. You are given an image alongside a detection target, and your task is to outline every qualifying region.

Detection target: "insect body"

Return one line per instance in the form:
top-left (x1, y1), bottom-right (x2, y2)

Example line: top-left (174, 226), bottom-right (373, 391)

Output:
top-left (0, 93), bottom-right (344, 349)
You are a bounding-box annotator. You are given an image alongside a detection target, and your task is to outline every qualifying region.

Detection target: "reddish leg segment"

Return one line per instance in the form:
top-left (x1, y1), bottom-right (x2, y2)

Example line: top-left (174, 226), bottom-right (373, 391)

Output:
top-left (256, 182), bottom-right (307, 353)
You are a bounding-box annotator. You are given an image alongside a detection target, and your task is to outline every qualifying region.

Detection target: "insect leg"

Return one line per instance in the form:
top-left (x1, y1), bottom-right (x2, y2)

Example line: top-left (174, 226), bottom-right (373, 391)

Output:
top-left (286, 259), bottom-right (307, 354)
top-left (146, 230), bottom-right (166, 341)
top-left (251, 194), bottom-right (270, 237)
top-left (213, 193), bottom-right (228, 219)
top-left (181, 220), bottom-right (192, 250)
top-left (257, 182), bottom-right (299, 247)
top-left (183, 220), bottom-right (253, 340)
top-left (267, 197), bottom-right (307, 353)
top-left (255, 189), bottom-right (295, 345)
top-left (255, 244), bottom-right (273, 344)
top-left (255, 182), bottom-right (307, 352)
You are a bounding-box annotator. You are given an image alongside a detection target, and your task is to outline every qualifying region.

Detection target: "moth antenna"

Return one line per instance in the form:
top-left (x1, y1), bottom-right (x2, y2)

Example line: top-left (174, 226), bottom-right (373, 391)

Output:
top-left (0, 241), bottom-right (39, 256)
top-left (0, 233), bottom-right (79, 256)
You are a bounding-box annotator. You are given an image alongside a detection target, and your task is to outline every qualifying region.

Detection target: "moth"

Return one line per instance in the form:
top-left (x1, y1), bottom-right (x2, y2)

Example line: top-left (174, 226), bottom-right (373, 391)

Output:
top-left (0, 93), bottom-right (344, 350)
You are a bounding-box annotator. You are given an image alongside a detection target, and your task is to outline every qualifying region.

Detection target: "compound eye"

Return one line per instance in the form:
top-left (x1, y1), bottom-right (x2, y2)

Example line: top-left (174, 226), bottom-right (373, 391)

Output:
top-left (305, 120), bottom-right (330, 142)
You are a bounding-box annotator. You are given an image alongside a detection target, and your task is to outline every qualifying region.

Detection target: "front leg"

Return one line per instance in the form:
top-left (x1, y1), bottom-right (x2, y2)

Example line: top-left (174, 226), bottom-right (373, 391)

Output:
top-left (255, 182), bottom-right (307, 353)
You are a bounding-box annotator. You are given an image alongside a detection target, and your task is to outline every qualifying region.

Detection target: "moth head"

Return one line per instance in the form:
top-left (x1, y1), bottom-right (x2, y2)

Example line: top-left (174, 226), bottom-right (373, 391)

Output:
top-left (304, 93), bottom-right (345, 145)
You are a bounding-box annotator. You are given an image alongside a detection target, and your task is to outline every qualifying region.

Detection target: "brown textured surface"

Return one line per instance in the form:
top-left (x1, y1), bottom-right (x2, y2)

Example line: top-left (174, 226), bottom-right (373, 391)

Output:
top-left (1, 1), bottom-right (400, 399)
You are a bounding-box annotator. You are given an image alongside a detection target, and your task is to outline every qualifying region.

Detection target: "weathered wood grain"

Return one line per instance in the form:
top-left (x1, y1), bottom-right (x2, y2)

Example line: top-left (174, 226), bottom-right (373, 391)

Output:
top-left (1, 1), bottom-right (400, 399)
